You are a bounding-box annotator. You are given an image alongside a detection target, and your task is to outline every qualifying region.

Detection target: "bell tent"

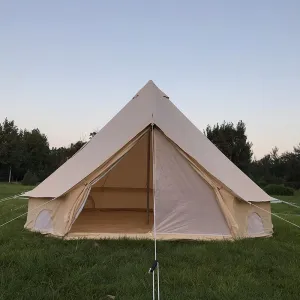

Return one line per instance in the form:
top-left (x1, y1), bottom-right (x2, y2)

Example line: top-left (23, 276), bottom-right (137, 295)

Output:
top-left (23, 80), bottom-right (273, 240)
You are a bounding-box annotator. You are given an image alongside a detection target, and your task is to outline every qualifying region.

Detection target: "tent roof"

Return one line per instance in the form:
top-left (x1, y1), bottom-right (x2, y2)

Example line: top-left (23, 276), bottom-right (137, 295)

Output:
top-left (24, 80), bottom-right (270, 202)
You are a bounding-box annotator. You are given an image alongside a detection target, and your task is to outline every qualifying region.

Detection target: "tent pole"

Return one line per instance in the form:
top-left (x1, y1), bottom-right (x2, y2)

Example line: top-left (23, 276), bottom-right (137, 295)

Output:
top-left (146, 128), bottom-right (151, 224)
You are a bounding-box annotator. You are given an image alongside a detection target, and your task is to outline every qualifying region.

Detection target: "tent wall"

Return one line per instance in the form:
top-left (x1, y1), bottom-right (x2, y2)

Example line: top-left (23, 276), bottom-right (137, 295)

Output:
top-left (217, 188), bottom-right (273, 237)
top-left (235, 200), bottom-right (272, 237)
top-left (24, 184), bottom-right (86, 236)
top-left (154, 129), bottom-right (273, 239)
top-left (154, 129), bottom-right (231, 237)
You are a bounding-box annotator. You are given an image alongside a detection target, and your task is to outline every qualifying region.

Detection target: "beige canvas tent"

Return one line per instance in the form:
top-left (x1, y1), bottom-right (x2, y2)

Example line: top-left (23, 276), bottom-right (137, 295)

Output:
top-left (23, 80), bottom-right (273, 240)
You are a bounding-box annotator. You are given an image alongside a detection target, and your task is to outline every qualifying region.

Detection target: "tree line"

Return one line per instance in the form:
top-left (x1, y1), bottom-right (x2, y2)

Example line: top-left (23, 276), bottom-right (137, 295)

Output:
top-left (0, 118), bottom-right (85, 183)
top-left (0, 118), bottom-right (300, 190)
top-left (204, 121), bottom-right (300, 190)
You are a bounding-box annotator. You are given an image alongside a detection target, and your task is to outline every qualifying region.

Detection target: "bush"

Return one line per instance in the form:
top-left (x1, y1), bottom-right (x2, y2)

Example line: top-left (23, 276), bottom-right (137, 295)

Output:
top-left (285, 181), bottom-right (300, 190)
top-left (256, 180), bottom-right (267, 189)
top-left (22, 171), bottom-right (39, 186)
top-left (263, 184), bottom-right (294, 196)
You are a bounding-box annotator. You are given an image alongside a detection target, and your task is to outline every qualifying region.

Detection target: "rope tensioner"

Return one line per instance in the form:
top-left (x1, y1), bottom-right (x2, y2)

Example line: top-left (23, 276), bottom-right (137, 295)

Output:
top-left (148, 260), bottom-right (158, 273)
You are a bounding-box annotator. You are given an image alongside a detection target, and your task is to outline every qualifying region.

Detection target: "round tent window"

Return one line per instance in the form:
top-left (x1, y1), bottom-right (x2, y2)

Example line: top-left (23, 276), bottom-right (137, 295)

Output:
top-left (34, 209), bottom-right (53, 233)
top-left (247, 212), bottom-right (264, 236)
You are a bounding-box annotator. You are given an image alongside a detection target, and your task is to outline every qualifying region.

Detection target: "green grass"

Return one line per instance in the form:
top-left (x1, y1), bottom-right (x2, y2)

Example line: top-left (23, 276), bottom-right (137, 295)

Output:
top-left (0, 183), bottom-right (300, 299)
top-left (271, 191), bottom-right (300, 215)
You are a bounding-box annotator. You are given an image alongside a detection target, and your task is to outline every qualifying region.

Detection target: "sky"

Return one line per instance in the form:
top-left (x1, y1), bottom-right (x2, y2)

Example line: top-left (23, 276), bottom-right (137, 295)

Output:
top-left (1, 1), bottom-right (300, 159)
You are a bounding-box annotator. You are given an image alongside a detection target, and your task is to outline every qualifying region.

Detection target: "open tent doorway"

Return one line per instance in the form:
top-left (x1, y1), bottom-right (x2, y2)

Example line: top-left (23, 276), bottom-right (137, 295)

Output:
top-left (69, 129), bottom-right (154, 238)
top-left (68, 127), bottom-right (232, 240)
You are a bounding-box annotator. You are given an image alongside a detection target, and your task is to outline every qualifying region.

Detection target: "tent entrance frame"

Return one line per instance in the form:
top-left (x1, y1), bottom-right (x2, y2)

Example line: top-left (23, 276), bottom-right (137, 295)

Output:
top-left (67, 125), bottom-right (234, 240)
top-left (68, 125), bottom-right (154, 236)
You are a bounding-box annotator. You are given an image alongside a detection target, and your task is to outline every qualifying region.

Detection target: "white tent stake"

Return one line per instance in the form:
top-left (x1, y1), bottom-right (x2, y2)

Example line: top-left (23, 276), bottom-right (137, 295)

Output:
top-left (157, 262), bottom-right (160, 300)
top-left (153, 270), bottom-right (155, 300)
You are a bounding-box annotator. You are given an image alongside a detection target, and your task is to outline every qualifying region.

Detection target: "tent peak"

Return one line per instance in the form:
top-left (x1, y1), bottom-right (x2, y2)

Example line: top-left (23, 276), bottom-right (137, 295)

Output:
top-left (134, 80), bottom-right (169, 99)
top-left (144, 80), bottom-right (161, 90)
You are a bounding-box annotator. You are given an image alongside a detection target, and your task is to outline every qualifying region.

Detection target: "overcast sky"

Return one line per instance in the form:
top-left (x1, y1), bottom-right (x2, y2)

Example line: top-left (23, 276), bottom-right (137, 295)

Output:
top-left (1, 1), bottom-right (299, 158)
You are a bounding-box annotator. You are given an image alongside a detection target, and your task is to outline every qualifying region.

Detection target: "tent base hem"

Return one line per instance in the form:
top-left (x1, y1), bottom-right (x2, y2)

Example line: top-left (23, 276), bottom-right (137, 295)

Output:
top-left (64, 232), bottom-right (272, 240)
top-left (24, 228), bottom-right (272, 240)
top-left (64, 232), bottom-right (234, 240)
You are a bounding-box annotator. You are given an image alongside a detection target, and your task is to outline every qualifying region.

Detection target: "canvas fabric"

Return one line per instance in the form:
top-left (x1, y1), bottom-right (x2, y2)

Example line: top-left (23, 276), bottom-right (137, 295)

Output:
top-left (154, 129), bottom-right (231, 236)
top-left (24, 81), bottom-right (271, 204)
top-left (23, 78), bottom-right (273, 240)
top-left (25, 127), bottom-right (273, 239)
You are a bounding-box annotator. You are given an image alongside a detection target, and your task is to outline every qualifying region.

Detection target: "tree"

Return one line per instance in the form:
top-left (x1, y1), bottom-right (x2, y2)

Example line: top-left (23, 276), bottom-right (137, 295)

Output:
top-left (281, 149), bottom-right (300, 188)
top-left (268, 147), bottom-right (285, 183)
top-left (21, 129), bottom-right (50, 181)
top-left (0, 118), bottom-right (89, 182)
top-left (249, 143), bottom-right (300, 189)
top-left (250, 150), bottom-right (283, 187)
top-left (294, 143), bottom-right (300, 156)
top-left (22, 170), bottom-right (39, 186)
top-left (204, 120), bottom-right (253, 174)
top-left (0, 118), bottom-right (22, 181)
top-left (66, 141), bottom-right (86, 159)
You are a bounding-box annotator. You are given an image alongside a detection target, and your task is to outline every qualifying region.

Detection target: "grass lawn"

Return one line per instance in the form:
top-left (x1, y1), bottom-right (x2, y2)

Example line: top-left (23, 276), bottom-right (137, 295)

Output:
top-left (0, 184), bottom-right (300, 299)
